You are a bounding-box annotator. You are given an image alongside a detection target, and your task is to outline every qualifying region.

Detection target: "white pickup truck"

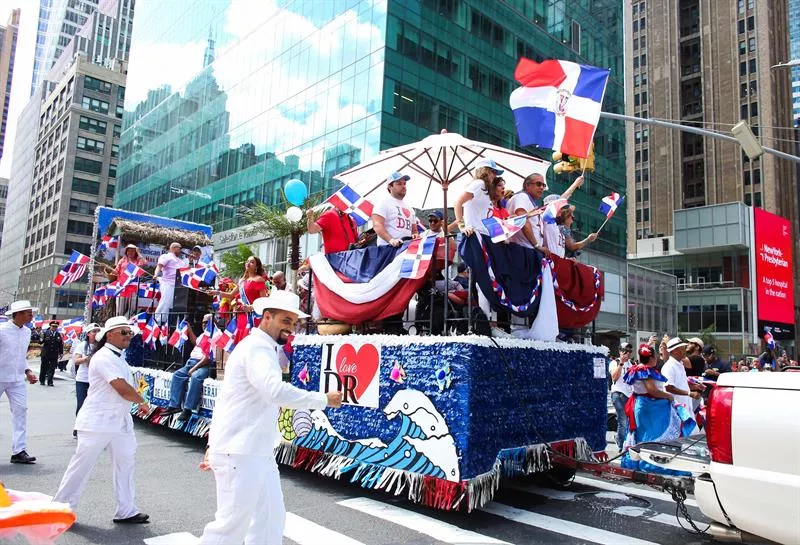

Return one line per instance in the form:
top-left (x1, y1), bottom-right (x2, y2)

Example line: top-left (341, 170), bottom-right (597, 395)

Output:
top-left (640, 371), bottom-right (800, 544)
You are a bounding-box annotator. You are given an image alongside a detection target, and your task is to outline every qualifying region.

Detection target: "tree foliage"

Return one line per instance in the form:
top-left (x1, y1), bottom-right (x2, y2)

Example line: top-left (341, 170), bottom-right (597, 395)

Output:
top-left (219, 243), bottom-right (254, 279)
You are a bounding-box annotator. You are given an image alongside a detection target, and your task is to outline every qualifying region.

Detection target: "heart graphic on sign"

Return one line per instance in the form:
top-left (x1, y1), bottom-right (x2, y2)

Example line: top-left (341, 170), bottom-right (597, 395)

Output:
top-left (336, 343), bottom-right (380, 400)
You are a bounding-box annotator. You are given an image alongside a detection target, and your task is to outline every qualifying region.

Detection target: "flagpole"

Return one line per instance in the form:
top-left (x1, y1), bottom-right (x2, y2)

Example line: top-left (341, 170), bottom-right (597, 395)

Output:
top-left (596, 214), bottom-right (613, 234)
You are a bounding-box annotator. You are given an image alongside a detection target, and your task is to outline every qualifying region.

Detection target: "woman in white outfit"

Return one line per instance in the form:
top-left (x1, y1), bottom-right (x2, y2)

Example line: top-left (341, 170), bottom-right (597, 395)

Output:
top-left (53, 316), bottom-right (150, 524)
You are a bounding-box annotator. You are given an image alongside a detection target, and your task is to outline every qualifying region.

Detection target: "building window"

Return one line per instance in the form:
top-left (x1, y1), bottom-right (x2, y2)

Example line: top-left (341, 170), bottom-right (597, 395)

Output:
top-left (77, 136), bottom-right (105, 154)
top-left (72, 177), bottom-right (100, 194)
top-left (748, 37), bottom-right (755, 52)
top-left (108, 165), bottom-right (117, 178)
top-left (107, 184), bottom-right (115, 198)
top-left (111, 144), bottom-right (119, 158)
top-left (66, 241), bottom-right (92, 256)
top-left (69, 198), bottom-right (96, 215)
top-left (739, 40), bottom-right (746, 55)
top-left (113, 124), bottom-right (121, 138)
top-left (738, 19), bottom-right (745, 33)
top-left (747, 16), bottom-right (754, 31)
top-left (79, 115), bottom-right (107, 134)
top-left (739, 61), bottom-right (747, 76)
top-left (74, 157), bottom-right (103, 174)
top-left (117, 86), bottom-right (125, 101)
top-left (748, 58), bottom-right (756, 73)
top-left (750, 102), bottom-right (758, 117)
top-left (84, 75), bottom-right (111, 93)
top-left (115, 105), bottom-right (123, 119)
top-left (81, 97), bottom-right (109, 114)
top-left (66, 219), bottom-right (93, 235)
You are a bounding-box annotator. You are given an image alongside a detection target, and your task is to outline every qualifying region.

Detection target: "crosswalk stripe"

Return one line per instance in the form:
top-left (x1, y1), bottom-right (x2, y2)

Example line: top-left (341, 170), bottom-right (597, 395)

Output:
top-left (482, 503), bottom-right (661, 545)
top-left (511, 482), bottom-right (686, 529)
top-left (285, 512), bottom-right (367, 545)
top-left (337, 497), bottom-right (512, 544)
top-left (572, 476), bottom-right (698, 507)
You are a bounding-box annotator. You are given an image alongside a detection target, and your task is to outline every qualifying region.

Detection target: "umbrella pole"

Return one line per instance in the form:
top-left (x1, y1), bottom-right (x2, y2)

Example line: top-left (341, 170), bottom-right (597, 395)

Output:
top-left (442, 187), bottom-right (449, 337)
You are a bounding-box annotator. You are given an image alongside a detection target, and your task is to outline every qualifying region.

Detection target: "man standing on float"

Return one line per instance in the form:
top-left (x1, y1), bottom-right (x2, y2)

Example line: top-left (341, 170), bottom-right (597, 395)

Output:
top-left (198, 291), bottom-right (343, 545)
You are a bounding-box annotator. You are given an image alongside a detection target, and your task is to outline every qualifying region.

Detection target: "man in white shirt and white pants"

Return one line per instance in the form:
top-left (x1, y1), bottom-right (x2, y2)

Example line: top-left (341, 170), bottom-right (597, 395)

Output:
top-left (661, 337), bottom-right (700, 417)
top-left (154, 242), bottom-right (187, 325)
top-left (198, 291), bottom-right (343, 545)
top-left (0, 300), bottom-right (39, 464)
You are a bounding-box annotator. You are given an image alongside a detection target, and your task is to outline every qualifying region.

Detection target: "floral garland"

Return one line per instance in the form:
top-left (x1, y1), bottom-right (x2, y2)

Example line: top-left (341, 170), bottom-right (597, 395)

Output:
top-left (548, 259), bottom-right (602, 313)
top-left (477, 236), bottom-right (546, 312)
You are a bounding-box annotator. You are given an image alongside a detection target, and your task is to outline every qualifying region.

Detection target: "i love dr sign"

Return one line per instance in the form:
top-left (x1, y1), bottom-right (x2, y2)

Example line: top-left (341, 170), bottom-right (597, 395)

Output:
top-left (319, 342), bottom-right (381, 408)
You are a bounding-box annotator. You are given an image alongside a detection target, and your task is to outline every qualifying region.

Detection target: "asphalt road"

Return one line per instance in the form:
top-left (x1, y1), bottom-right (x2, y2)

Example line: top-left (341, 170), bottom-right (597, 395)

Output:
top-left (1, 371), bottom-right (718, 545)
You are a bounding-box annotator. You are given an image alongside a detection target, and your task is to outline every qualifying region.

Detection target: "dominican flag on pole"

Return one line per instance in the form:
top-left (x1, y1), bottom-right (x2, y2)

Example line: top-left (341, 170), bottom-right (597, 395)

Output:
top-left (53, 251), bottom-right (91, 286)
top-left (138, 281), bottom-right (159, 299)
top-left (327, 185), bottom-right (374, 226)
top-left (510, 58), bottom-right (609, 158)
top-left (168, 319), bottom-right (190, 350)
top-left (214, 319), bottom-right (238, 353)
top-left (92, 286), bottom-right (108, 309)
top-left (180, 266), bottom-right (216, 290)
top-left (198, 255), bottom-right (219, 273)
top-left (196, 319), bottom-right (219, 357)
top-left (599, 192), bottom-right (624, 218)
top-left (482, 215), bottom-right (528, 243)
top-left (116, 262), bottom-right (146, 292)
top-left (399, 235), bottom-right (436, 280)
top-left (98, 235), bottom-right (120, 253)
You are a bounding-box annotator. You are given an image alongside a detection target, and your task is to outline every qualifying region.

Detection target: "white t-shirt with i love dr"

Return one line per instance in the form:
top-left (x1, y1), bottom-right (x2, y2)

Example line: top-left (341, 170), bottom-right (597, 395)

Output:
top-left (373, 196), bottom-right (416, 245)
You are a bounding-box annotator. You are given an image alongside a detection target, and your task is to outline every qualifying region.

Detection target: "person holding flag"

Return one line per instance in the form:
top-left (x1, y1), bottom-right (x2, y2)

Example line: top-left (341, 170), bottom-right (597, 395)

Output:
top-left (104, 244), bottom-right (148, 317)
top-left (163, 314), bottom-right (213, 422)
top-left (306, 206), bottom-right (359, 254)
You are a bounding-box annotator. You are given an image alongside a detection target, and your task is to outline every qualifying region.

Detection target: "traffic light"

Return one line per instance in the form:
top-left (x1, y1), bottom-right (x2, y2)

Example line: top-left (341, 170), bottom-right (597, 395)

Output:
top-left (552, 143), bottom-right (595, 174)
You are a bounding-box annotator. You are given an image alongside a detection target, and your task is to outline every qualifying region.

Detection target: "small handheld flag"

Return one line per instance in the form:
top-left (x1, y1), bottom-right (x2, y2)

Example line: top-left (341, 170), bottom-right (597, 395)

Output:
top-left (599, 192), bottom-right (625, 218)
top-left (98, 235), bottom-right (120, 253)
top-left (168, 319), bottom-right (190, 351)
top-left (482, 215), bottom-right (528, 243)
top-left (214, 319), bottom-right (238, 353)
top-left (327, 185), bottom-right (374, 226)
top-left (764, 331), bottom-right (776, 350)
top-left (542, 198), bottom-right (569, 225)
top-left (53, 251), bottom-right (91, 286)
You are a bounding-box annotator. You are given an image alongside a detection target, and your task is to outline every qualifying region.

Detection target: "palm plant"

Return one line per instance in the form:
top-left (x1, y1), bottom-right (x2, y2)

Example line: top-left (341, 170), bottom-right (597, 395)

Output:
top-left (241, 196), bottom-right (321, 291)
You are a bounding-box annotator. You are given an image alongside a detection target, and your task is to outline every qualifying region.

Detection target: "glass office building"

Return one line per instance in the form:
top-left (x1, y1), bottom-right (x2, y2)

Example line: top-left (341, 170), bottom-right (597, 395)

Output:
top-left (116, 0), bottom-right (626, 255)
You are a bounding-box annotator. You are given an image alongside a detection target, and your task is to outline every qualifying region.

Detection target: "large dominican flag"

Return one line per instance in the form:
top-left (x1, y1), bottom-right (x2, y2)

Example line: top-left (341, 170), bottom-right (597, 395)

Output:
top-left (310, 239), bottom-right (441, 324)
top-left (510, 58), bottom-right (609, 158)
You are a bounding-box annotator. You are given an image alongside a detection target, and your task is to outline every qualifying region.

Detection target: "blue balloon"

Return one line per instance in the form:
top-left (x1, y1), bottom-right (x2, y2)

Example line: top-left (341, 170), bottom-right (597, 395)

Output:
top-left (284, 179), bottom-right (308, 206)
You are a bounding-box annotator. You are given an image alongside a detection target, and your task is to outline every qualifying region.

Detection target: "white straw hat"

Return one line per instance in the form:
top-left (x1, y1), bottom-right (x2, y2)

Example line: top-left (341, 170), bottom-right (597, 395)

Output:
top-left (97, 316), bottom-right (132, 341)
top-left (5, 300), bottom-right (37, 316)
top-left (253, 291), bottom-right (309, 319)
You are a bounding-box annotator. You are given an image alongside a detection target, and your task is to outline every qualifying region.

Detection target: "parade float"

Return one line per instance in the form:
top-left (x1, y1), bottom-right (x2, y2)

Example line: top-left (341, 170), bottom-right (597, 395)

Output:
top-left (128, 129), bottom-right (617, 511)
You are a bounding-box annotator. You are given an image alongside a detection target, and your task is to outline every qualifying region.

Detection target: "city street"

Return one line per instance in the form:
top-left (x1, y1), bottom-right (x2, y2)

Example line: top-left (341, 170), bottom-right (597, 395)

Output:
top-left (1, 371), bottom-right (718, 545)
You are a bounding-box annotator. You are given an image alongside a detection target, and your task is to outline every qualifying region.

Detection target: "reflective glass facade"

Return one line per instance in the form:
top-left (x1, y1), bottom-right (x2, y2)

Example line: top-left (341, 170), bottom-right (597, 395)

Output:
top-left (117, 0), bottom-right (625, 256)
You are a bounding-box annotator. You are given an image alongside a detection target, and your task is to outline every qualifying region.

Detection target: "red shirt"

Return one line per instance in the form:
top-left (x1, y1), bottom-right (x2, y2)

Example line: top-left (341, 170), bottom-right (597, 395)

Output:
top-left (492, 206), bottom-right (509, 220)
top-left (316, 210), bottom-right (358, 254)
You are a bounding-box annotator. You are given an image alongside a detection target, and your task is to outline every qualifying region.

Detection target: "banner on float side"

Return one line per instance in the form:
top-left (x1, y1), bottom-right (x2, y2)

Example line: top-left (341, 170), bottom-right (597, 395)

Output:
top-left (319, 341), bottom-right (381, 408)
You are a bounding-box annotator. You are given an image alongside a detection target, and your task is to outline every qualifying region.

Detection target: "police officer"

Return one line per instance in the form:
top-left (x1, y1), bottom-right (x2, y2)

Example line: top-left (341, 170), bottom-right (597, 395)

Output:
top-left (40, 321), bottom-right (64, 387)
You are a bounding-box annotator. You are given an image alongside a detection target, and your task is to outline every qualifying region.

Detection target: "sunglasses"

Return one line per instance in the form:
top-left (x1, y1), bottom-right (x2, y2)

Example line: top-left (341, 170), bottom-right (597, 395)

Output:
top-left (429, 218), bottom-right (441, 223)
top-left (115, 329), bottom-right (134, 336)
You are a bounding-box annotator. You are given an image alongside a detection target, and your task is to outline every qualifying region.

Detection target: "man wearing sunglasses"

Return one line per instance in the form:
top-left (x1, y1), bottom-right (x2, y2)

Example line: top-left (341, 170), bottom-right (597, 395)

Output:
top-left (54, 316), bottom-right (151, 524)
top-left (426, 210), bottom-right (445, 236)
top-left (506, 173), bottom-right (550, 255)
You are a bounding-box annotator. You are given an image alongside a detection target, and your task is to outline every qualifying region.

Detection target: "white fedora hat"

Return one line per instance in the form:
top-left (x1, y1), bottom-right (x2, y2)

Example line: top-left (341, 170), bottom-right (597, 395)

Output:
top-left (97, 316), bottom-right (133, 341)
top-left (666, 337), bottom-right (687, 351)
top-left (5, 300), bottom-right (38, 316)
top-left (253, 291), bottom-right (309, 319)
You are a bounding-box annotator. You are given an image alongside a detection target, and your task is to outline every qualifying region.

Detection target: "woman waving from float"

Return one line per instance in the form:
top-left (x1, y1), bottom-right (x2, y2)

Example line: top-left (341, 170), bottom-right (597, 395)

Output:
top-left (620, 343), bottom-right (696, 474)
top-left (210, 256), bottom-right (268, 343)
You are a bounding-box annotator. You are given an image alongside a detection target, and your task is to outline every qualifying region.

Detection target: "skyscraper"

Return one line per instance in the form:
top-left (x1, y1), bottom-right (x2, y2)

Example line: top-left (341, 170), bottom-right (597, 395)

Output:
top-left (115, 0), bottom-right (633, 336)
top-left (3, 0), bottom-right (133, 314)
top-left (625, 1), bottom-right (798, 355)
top-left (0, 9), bottom-right (20, 161)
top-left (790, 0), bottom-right (800, 121)
top-left (30, 0), bottom-right (99, 97)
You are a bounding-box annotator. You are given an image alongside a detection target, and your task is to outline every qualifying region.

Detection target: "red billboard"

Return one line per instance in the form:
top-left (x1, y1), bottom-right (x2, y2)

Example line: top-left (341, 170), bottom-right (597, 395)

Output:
top-left (753, 207), bottom-right (795, 325)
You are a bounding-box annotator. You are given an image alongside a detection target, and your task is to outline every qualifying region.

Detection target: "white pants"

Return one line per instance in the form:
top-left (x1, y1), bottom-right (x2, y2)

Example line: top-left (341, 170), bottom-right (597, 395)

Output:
top-left (0, 380), bottom-right (27, 455)
top-left (155, 281), bottom-right (175, 324)
top-left (199, 452), bottom-right (285, 545)
top-left (53, 430), bottom-right (139, 519)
